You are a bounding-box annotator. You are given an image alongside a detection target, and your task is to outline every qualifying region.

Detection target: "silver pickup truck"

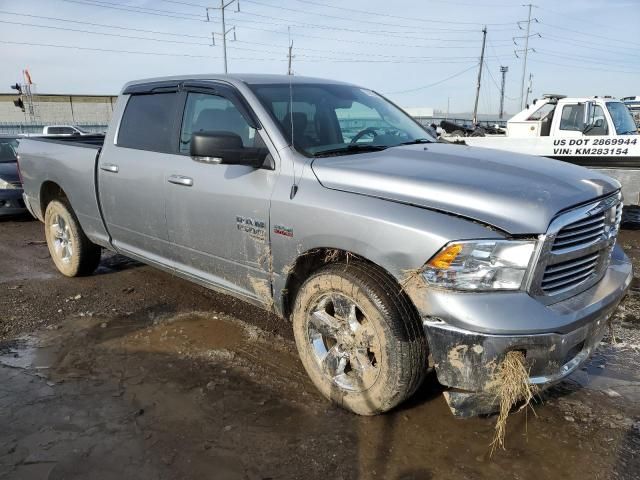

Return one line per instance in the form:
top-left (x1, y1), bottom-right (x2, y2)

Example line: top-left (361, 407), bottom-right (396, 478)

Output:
top-left (18, 74), bottom-right (632, 417)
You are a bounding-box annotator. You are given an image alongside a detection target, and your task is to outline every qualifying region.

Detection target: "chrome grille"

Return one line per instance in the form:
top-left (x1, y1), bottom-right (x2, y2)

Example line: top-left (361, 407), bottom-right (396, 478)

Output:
top-left (541, 252), bottom-right (600, 294)
top-left (551, 215), bottom-right (605, 252)
top-left (530, 192), bottom-right (622, 304)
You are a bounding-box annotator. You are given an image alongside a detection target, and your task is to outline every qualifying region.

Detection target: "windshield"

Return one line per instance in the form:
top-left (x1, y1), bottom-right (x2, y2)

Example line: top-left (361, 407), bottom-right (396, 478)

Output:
top-left (606, 102), bottom-right (638, 135)
top-left (0, 137), bottom-right (18, 163)
top-left (249, 83), bottom-right (434, 156)
top-left (75, 126), bottom-right (91, 134)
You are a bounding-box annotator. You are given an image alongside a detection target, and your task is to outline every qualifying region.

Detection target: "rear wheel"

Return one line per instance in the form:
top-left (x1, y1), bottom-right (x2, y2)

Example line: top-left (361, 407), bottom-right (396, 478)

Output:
top-left (292, 262), bottom-right (428, 415)
top-left (44, 200), bottom-right (101, 277)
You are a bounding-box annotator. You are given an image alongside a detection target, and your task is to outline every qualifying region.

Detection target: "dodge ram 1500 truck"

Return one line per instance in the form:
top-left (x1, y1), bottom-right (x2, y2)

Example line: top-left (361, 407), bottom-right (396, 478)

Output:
top-left (18, 74), bottom-right (632, 417)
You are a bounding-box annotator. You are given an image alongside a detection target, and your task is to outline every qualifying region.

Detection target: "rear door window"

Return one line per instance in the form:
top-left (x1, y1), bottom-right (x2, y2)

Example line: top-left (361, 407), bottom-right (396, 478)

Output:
top-left (118, 93), bottom-right (179, 152)
top-left (559, 104), bottom-right (584, 131)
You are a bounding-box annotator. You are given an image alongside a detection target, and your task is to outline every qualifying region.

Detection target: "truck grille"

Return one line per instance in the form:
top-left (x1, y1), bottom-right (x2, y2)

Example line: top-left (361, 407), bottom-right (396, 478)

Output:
top-left (531, 193), bottom-right (622, 303)
top-left (541, 252), bottom-right (600, 294)
top-left (551, 202), bottom-right (622, 252)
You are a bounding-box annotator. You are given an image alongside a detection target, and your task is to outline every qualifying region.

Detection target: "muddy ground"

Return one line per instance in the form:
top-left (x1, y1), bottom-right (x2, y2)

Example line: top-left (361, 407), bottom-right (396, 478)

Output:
top-left (1, 216), bottom-right (639, 480)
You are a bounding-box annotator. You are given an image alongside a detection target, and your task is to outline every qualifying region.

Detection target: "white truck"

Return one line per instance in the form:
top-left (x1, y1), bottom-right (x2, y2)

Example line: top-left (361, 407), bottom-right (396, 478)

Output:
top-left (456, 95), bottom-right (640, 216)
top-left (622, 96), bottom-right (640, 128)
top-left (42, 125), bottom-right (93, 136)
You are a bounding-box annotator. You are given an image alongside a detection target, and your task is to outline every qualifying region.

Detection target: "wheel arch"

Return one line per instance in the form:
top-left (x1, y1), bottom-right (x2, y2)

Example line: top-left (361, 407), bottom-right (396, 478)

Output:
top-left (280, 247), bottom-right (420, 323)
top-left (39, 181), bottom-right (69, 218)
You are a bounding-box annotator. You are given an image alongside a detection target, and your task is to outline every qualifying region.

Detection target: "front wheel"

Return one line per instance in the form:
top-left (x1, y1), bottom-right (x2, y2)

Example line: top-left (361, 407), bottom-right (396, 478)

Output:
top-left (292, 262), bottom-right (428, 415)
top-left (44, 200), bottom-right (101, 277)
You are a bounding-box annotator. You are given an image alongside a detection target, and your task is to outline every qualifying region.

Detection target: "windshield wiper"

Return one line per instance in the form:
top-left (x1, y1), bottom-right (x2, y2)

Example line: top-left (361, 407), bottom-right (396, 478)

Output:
top-left (396, 138), bottom-right (433, 146)
top-left (313, 144), bottom-right (389, 157)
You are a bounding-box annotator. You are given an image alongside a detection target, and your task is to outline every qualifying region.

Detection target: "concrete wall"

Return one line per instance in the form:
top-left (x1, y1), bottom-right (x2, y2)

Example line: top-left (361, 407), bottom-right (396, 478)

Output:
top-left (0, 93), bottom-right (117, 124)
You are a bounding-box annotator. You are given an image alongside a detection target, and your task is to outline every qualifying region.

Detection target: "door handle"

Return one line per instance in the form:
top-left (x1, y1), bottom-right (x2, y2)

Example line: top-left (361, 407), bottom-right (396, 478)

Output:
top-left (168, 175), bottom-right (194, 187)
top-left (100, 163), bottom-right (119, 173)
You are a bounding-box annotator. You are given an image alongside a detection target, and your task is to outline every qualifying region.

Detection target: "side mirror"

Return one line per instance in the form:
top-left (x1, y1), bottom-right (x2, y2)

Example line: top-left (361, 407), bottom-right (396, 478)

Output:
top-left (190, 131), bottom-right (267, 168)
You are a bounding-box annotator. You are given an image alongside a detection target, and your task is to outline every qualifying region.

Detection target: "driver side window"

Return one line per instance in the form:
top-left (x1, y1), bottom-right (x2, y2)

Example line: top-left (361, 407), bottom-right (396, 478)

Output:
top-left (179, 92), bottom-right (257, 154)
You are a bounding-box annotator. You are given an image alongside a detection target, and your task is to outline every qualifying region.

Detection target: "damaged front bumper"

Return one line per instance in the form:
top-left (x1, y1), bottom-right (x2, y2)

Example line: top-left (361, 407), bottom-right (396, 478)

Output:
top-left (421, 244), bottom-right (632, 417)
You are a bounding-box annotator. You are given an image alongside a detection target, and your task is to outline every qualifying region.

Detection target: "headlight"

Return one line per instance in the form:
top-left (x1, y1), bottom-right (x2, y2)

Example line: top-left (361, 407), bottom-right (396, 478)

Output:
top-left (423, 240), bottom-right (536, 291)
top-left (0, 178), bottom-right (18, 190)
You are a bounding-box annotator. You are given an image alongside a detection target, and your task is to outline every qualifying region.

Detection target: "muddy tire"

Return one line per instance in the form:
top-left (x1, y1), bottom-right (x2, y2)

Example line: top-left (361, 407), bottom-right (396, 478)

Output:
top-left (292, 262), bottom-right (428, 415)
top-left (44, 199), bottom-right (101, 277)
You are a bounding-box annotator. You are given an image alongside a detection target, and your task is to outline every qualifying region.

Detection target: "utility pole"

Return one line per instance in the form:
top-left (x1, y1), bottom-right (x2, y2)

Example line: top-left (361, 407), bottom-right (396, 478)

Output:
top-left (287, 26), bottom-right (294, 75)
top-left (207, 0), bottom-right (238, 73)
top-left (499, 66), bottom-right (508, 119)
top-left (472, 26), bottom-right (487, 126)
top-left (287, 41), bottom-right (294, 75)
top-left (516, 4), bottom-right (539, 110)
top-left (524, 73), bottom-right (533, 107)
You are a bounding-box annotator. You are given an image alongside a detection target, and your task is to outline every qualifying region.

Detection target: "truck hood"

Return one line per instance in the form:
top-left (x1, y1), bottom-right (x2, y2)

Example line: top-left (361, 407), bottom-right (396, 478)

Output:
top-left (311, 143), bottom-right (620, 234)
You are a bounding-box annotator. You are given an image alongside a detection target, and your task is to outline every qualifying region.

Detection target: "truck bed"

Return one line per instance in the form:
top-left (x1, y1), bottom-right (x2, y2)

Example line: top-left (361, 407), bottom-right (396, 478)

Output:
top-left (18, 135), bottom-right (110, 248)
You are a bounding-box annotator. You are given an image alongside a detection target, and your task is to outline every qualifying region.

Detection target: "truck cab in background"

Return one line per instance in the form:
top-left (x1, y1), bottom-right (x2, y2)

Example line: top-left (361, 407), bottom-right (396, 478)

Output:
top-left (622, 96), bottom-right (640, 129)
top-left (459, 95), bottom-right (640, 216)
top-left (506, 95), bottom-right (638, 139)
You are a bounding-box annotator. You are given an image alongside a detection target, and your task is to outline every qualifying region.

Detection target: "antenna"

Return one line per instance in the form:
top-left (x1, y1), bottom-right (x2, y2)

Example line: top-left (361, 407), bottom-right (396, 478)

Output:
top-left (288, 26), bottom-right (298, 200)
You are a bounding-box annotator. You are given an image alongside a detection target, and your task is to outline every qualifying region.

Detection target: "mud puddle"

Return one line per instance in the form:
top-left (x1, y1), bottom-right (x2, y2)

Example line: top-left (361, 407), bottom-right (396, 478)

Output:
top-left (1, 219), bottom-right (639, 479)
top-left (1, 308), bottom-right (639, 479)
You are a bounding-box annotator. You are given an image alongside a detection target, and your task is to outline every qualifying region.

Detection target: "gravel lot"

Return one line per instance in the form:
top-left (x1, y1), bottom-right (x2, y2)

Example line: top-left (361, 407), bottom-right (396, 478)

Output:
top-left (1, 215), bottom-right (639, 480)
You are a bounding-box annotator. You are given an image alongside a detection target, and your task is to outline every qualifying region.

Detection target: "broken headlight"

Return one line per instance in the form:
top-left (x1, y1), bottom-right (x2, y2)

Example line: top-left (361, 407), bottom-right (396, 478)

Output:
top-left (423, 240), bottom-right (536, 291)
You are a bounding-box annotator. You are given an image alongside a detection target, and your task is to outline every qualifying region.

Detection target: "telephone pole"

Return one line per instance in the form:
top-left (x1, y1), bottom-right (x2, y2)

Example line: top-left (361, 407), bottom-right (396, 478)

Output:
top-left (207, 0), bottom-right (238, 73)
top-left (472, 26), bottom-right (487, 126)
top-left (287, 41), bottom-right (294, 75)
top-left (516, 4), bottom-right (538, 110)
top-left (524, 73), bottom-right (533, 107)
top-left (287, 26), bottom-right (294, 75)
top-left (499, 66), bottom-right (508, 119)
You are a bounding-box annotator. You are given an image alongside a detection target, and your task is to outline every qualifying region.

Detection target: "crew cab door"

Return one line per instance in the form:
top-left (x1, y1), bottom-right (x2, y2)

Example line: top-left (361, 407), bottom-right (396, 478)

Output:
top-left (98, 88), bottom-right (181, 265)
top-left (164, 84), bottom-right (277, 305)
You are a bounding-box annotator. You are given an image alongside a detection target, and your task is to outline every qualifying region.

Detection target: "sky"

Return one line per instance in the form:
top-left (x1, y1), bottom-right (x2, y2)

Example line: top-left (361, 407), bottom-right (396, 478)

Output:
top-left (0, 0), bottom-right (639, 116)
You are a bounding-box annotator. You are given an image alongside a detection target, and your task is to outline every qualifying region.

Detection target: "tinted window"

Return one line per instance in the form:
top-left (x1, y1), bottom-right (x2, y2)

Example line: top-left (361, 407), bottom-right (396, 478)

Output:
top-left (49, 127), bottom-right (73, 134)
top-left (250, 83), bottom-right (432, 156)
top-left (179, 92), bottom-right (257, 153)
top-left (0, 138), bottom-right (18, 163)
top-left (118, 93), bottom-right (178, 152)
top-left (559, 104), bottom-right (584, 131)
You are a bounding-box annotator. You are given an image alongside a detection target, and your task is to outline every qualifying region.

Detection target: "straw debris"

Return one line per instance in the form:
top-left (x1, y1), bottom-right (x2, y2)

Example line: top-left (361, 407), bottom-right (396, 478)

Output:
top-left (489, 350), bottom-right (538, 454)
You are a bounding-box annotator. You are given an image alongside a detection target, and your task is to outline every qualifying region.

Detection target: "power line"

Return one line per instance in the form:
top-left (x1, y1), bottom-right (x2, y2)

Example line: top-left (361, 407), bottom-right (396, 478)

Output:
top-left (0, 20), bottom-right (506, 64)
top-left (232, 18), bottom-right (514, 44)
top-left (245, 0), bottom-right (517, 27)
top-left (528, 58), bottom-right (640, 75)
top-left (383, 64), bottom-right (478, 95)
top-left (0, 10), bottom-right (210, 39)
top-left (539, 20), bottom-right (640, 48)
top-left (291, 0), bottom-right (519, 24)
top-left (0, 10), bottom-right (513, 50)
top-left (0, 38), bottom-right (281, 60)
top-left (58, 0), bottom-right (205, 21)
top-left (0, 19), bottom-right (211, 45)
top-left (233, 9), bottom-right (515, 35)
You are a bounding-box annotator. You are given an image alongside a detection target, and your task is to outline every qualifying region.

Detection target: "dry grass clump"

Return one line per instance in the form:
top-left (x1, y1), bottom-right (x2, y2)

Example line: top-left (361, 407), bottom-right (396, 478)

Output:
top-left (490, 350), bottom-right (539, 455)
